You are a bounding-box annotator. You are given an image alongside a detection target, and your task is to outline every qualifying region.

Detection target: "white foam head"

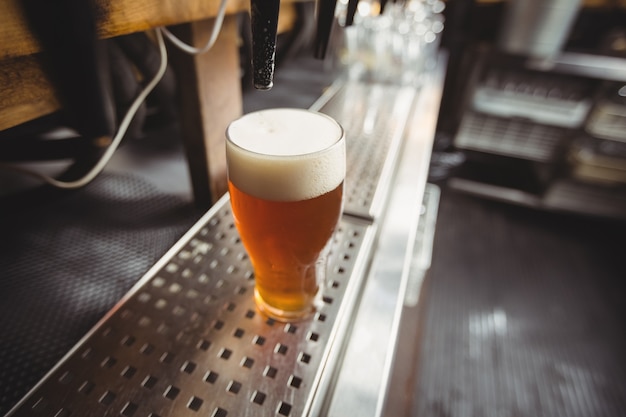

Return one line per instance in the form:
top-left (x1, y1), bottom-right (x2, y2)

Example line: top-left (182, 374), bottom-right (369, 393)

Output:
top-left (226, 108), bottom-right (345, 201)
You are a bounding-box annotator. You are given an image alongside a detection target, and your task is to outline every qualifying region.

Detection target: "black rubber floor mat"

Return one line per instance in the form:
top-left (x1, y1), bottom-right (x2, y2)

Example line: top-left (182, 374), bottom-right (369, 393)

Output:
top-left (413, 189), bottom-right (626, 417)
top-left (0, 173), bottom-right (202, 415)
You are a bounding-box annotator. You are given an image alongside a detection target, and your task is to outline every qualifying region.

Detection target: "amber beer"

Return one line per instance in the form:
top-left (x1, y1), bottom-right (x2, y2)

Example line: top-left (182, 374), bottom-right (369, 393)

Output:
top-left (226, 108), bottom-right (345, 321)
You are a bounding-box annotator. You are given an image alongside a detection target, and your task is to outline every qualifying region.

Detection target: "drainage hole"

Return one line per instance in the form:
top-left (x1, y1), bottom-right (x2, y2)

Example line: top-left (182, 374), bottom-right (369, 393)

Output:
top-left (251, 391), bottom-right (266, 405)
top-left (188, 396), bottom-right (204, 411)
top-left (277, 401), bottom-right (292, 416)
top-left (54, 408), bottom-right (71, 417)
top-left (121, 335), bottom-right (136, 347)
top-left (121, 401), bottom-right (138, 417)
top-left (160, 352), bottom-right (175, 364)
top-left (121, 366), bottom-right (137, 379)
top-left (226, 380), bottom-right (242, 394)
top-left (58, 371), bottom-right (73, 385)
top-left (100, 356), bottom-right (117, 369)
top-left (263, 366), bottom-right (278, 379)
top-left (78, 380), bottom-right (95, 395)
top-left (288, 375), bottom-right (303, 389)
top-left (241, 356), bottom-right (254, 368)
top-left (211, 407), bottom-right (228, 417)
top-left (274, 343), bottom-right (288, 355)
top-left (99, 390), bottom-right (116, 405)
top-left (307, 332), bottom-right (320, 342)
top-left (140, 343), bottom-right (155, 355)
top-left (181, 360), bottom-right (197, 374)
top-left (163, 385), bottom-right (180, 400)
top-left (204, 370), bottom-right (219, 384)
top-left (197, 339), bottom-right (211, 351)
top-left (218, 348), bottom-right (232, 360)
top-left (142, 375), bottom-right (158, 389)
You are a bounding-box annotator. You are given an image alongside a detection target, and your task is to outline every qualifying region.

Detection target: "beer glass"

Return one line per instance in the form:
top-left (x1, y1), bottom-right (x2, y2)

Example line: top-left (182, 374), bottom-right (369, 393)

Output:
top-left (226, 108), bottom-right (345, 321)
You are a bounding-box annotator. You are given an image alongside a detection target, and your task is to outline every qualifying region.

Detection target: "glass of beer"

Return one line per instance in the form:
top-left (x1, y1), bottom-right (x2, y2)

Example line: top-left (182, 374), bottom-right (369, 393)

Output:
top-left (226, 108), bottom-right (345, 321)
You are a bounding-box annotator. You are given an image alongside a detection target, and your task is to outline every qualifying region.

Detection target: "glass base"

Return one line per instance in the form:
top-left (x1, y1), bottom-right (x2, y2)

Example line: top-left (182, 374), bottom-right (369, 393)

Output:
top-left (254, 288), bottom-right (316, 322)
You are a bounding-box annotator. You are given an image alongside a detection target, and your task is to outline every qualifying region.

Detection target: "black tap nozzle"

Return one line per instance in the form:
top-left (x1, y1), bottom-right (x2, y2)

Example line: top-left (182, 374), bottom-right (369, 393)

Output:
top-left (313, 0), bottom-right (338, 59)
top-left (379, 0), bottom-right (389, 15)
top-left (345, 0), bottom-right (359, 26)
top-left (250, 0), bottom-right (281, 90)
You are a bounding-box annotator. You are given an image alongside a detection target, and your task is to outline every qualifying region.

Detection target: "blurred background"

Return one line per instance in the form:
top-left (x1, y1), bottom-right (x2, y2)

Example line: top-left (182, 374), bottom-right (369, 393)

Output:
top-left (433, 0), bottom-right (626, 220)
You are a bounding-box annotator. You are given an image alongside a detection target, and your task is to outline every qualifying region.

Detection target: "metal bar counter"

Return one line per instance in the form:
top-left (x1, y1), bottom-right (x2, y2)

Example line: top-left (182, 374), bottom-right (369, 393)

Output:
top-left (6, 54), bottom-right (446, 417)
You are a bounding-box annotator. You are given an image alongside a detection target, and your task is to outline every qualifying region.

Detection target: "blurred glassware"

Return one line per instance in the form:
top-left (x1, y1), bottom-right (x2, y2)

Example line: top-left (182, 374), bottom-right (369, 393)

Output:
top-left (338, 0), bottom-right (444, 85)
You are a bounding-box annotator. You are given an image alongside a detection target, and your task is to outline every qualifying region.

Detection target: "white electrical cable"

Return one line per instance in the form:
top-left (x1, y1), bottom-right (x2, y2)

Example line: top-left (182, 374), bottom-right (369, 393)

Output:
top-left (160, 0), bottom-right (229, 55)
top-left (0, 28), bottom-right (168, 189)
top-left (1, 0), bottom-right (230, 189)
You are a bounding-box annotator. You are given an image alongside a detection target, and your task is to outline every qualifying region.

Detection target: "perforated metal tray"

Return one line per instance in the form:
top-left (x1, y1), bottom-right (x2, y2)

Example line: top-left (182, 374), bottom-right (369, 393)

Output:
top-left (8, 198), bottom-right (375, 417)
top-left (314, 82), bottom-right (417, 220)
top-left (6, 79), bottom-right (420, 417)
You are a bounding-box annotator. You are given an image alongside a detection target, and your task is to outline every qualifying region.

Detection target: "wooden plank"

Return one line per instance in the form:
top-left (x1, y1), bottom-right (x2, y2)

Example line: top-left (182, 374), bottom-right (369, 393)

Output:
top-left (0, 54), bottom-right (60, 131)
top-left (0, 0), bottom-right (300, 132)
top-left (0, 0), bottom-right (250, 59)
top-left (168, 15), bottom-right (243, 207)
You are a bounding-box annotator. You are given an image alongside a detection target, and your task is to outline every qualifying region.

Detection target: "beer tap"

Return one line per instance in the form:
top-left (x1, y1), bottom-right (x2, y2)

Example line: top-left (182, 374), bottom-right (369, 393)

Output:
top-left (379, 0), bottom-right (389, 15)
top-left (313, 0), bottom-right (339, 59)
top-left (345, 0), bottom-right (359, 26)
top-left (250, 0), bottom-right (281, 89)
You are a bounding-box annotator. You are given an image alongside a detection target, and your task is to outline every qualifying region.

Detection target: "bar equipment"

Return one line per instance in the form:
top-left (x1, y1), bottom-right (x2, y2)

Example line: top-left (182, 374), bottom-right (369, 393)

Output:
top-left (250, 0), bottom-right (281, 89)
top-left (249, 0), bottom-right (341, 86)
top-left (314, 0), bottom-right (339, 58)
top-left (345, 0), bottom-right (360, 26)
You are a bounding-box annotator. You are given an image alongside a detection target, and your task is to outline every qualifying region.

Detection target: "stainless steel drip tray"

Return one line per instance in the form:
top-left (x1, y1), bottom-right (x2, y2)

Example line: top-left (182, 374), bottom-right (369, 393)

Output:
top-left (5, 80), bottom-right (401, 417)
top-left (7, 59), bottom-right (446, 416)
top-left (7, 198), bottom-right (376, 417)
